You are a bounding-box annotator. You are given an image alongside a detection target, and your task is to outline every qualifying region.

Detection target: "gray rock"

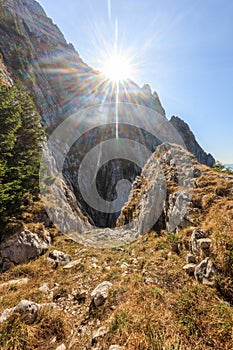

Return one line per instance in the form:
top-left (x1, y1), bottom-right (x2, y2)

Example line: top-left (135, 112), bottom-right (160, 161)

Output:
top-left (166, 190), bottom-right (192, 232)
top-left (93, 326), bottom-right (109, 340)
top-left (186, 253), bottom-right (196, 264)
top-left (47, 250), bottom-right (72, 267)
top-left (91, 281), bottom-right (113, 307)
top-left (120, 262), bottom-right (129, 269)
top-left (0, 230), bottom-right (51, 272)
top-left (170, 116), bottom-right (215, 167)
top-left (109, 346), bottom-right (123, 350)
top-left (190, 228), bottom-right (206, 255)
top-left (0, 300), bottom-right (39, 324)
top-left (183, 263), bottom-right (196, 275)
top-left (39, 283), bottom-right (50, 294)
top-left (194, 258), bottom-right (217, 285)
top-left (63, 258), bottom-right (82, 269)
top-left (144, 277), bottom-right (155, 285)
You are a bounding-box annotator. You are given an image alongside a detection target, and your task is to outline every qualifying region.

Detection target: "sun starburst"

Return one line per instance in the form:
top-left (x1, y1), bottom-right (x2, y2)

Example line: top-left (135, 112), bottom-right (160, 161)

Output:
top-left (102, 53), bottom-right (132, 82)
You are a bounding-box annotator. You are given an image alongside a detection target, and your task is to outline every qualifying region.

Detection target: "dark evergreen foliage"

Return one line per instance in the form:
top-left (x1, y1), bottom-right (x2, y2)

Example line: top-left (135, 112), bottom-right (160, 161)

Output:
top-left (0, 80), bottom-right (44, 222)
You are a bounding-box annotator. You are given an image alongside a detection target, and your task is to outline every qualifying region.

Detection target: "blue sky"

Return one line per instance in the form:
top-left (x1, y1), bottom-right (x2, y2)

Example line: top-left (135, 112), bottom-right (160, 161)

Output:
top-left (39, 0), bottom-right (233, 163)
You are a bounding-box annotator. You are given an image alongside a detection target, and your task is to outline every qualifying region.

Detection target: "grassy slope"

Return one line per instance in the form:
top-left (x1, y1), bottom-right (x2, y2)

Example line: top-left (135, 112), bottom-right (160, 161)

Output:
top-left (0, 165), bottom-right (233, 350)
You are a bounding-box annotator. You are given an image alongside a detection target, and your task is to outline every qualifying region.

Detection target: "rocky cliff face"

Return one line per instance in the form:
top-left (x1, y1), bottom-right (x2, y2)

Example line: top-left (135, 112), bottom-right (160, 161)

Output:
top-left (170, 116), bottom-right (215, 167)
top-left (0, 0), bottom-right (215, 229)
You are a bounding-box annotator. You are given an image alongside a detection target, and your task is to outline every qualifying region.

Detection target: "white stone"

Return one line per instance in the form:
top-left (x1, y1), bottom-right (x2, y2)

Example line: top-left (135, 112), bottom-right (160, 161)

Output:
top-left (0, 300), bottom-right (39, 324)
top-left (63, 259), bottom-right (82, 269)
top-left (91, 281), bottom-right (113, 307)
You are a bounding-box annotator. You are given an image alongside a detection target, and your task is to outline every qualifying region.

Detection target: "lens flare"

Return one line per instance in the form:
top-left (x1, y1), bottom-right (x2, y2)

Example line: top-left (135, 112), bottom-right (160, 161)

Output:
top-left (102, 53), bottom-right (132, 82)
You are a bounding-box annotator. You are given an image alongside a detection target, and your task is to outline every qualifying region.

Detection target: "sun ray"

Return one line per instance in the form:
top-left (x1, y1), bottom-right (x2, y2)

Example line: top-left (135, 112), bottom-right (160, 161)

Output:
top-left (102, 53), bottom-right (132, 82)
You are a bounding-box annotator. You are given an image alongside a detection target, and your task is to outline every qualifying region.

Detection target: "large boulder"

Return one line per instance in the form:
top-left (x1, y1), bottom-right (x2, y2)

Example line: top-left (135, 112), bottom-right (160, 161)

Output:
top-left (0, 229), bottom-right (51, 272)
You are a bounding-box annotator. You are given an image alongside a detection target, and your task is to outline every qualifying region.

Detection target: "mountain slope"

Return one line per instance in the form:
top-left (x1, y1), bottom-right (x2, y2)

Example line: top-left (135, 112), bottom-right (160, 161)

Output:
top-left (0, 144), bottom-right (232, 350)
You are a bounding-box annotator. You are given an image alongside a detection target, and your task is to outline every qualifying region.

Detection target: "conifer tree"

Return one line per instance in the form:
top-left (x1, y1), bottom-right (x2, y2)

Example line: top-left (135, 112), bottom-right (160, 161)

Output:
top-left (0, 80), bottom-right (44, 222)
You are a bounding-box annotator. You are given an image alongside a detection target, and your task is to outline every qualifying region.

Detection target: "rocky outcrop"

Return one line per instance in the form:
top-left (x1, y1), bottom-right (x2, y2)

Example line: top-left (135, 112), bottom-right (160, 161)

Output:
top-left (0, 299), bottom-right (55, 324)
top-left (170, 116), bottom-right (215, 167)
top-left (182, 228), bottom-right (217, 285)
top-left (116, 143), bottom-right (199, 234)
top-left (68, 143), bottom-right (201, 248)
top-left (0, 229), bottom-right (51, 272)
top-left (0, 0), bottom-right (92, 126)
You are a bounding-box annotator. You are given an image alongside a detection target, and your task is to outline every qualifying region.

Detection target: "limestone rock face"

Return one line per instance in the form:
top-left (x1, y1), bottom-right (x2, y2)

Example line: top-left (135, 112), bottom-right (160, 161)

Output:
top-left (75, 143), bottom-right (203, 249)
top-left (170, 116), bottom-right (215, 167)
top-left (0, 230), bottom-right (51, 272)
top-left (116, 143), bottom-right (199, 235)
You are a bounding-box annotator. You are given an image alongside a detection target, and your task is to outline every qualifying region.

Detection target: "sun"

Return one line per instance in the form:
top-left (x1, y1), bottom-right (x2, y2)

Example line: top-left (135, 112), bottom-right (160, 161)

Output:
top-left (102, 53), bottom-right (131, 82)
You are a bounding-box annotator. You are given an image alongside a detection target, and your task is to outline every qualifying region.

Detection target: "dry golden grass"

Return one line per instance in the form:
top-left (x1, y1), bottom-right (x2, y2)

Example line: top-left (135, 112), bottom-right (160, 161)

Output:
top-left (0, 165), bottom-right (233, 349)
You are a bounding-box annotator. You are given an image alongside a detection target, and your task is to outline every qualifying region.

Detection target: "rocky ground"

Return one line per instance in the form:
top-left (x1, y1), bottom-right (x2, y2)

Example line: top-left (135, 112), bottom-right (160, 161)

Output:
top-left (0, 146), bottom-right (233, 350)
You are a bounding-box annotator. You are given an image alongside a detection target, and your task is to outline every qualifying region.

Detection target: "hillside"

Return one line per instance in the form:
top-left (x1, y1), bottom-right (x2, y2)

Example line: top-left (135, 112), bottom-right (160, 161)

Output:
top-left (0, 145), bottom-right (233, 350)
top-left (0, 1), bottom-right (232, 350)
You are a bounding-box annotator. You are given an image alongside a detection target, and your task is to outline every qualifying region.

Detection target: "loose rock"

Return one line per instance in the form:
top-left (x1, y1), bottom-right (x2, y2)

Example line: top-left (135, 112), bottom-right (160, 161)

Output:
top-left (47, 250), bottom-right (72, 268)
top-left (92, 326), bottom-right (109, 344)
top-left (194, 258), bottom-right (217, 285)
top-left (63, 258), bottom-right (82, 269)
top-left (190, 228), bottom-right (206, 255)
top-left (0, 300), bottom-right (56, 324)
top-left (91, 281), bottom-right (113, 307)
